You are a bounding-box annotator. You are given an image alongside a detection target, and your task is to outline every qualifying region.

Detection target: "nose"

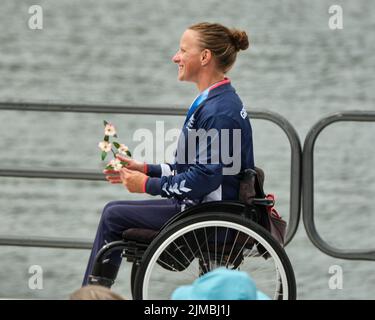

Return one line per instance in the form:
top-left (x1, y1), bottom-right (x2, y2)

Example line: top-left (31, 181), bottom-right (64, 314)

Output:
top-left (172, 51), bottom-right (180, 64)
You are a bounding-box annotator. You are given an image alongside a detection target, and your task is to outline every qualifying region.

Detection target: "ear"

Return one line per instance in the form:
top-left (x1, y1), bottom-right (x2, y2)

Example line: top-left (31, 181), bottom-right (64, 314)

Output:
top-left (200, 49), bottom-right (212, 66)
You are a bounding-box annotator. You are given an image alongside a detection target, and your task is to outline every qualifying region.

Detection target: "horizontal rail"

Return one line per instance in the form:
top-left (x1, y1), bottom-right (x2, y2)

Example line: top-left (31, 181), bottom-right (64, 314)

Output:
top-left (0, 101), bottom-right (187, 116)
top-left (0, 235), bottom-right (92, 249)
top-left (0, 167), bottom-right (104, 180)
top-left (303, 110), bottom-right (375, 260)
top-left (0, 101), bottom-right (302, 248)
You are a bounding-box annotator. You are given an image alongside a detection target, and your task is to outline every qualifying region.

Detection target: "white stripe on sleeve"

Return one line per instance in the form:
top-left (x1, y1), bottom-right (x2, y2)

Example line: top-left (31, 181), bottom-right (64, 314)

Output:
top-left (160, 163), bottom-right (173, 176)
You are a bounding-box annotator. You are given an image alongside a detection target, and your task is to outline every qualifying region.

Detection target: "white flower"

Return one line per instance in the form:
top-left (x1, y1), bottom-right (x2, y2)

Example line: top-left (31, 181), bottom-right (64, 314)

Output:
top-left (98, 141), bottom-right (112, 152)
top-left (104, 123), bottom-right (116, 136)
top-left (109, 158), bottom-right (123, 171)
top-left (118, 144), bottom-right (129, 155)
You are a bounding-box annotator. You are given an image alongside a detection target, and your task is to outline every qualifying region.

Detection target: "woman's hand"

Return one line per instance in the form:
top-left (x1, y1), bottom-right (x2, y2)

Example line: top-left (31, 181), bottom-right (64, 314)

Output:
top-left (105, 167), bottom-right (148, 193)
top-left (113, 154), bottom-right (146, 173)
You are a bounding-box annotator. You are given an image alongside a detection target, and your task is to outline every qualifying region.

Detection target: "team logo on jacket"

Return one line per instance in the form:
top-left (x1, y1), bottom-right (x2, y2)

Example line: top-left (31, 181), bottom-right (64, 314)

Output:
top-left (240, 107), bottom-right (248, 119)
top-left (185, 115), bottom-right (195, 130)
top-left (162, 180), bottom-right (192, 195)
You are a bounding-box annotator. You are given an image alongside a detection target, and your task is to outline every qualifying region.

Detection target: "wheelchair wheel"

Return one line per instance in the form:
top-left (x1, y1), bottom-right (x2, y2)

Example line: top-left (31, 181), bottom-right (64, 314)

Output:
top-left (133, 212), bottom-right (296, 300)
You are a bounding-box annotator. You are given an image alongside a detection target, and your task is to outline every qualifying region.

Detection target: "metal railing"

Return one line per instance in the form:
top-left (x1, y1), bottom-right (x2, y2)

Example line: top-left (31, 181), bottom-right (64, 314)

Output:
top-left (0, 101), bottom-right (302, 249)
top-left (303, 111), bottom-right (375, 261)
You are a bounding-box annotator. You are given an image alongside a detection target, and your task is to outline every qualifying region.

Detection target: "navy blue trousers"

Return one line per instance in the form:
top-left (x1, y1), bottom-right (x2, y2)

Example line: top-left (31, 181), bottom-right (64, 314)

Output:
top-left (82, 198), bottom-right (181, 286)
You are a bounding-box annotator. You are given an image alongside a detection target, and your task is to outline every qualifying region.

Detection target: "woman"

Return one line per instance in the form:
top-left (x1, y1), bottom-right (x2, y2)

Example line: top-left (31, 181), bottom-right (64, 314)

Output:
top-left (83, 22), bottom-right (254, 287)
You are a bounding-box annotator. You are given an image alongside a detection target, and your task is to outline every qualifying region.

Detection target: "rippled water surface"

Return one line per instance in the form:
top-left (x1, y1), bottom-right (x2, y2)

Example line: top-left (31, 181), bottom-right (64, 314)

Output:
top-left (0, 0), bottom-right (374, 299)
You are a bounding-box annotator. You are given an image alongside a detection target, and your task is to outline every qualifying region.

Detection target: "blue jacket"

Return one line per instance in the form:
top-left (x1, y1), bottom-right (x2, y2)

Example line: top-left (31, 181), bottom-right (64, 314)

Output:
top-left (145, 82), bottom-right (254, 206)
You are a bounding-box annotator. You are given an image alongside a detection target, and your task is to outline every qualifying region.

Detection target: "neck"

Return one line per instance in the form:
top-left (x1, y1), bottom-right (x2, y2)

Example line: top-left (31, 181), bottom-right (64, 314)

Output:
top-left (196, 72), bottom-right (226, 92)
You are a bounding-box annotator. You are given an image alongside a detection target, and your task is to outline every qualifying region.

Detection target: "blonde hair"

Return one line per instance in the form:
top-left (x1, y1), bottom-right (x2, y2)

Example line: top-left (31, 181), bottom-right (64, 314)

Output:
top-left (189, 22), bottom-right (249, 73)
top-left (69, 285), bottom-right (126, 300)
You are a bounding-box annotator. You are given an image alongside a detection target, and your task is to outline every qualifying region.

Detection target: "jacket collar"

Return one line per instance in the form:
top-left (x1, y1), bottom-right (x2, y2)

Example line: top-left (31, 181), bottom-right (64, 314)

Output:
top-left (206, 79), bottom-right (235, 101)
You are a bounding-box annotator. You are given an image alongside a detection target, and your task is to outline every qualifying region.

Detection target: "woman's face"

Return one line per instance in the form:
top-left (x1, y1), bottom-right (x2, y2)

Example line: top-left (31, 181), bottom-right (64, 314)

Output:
top-left (172, 29), bottom-right (203, 83)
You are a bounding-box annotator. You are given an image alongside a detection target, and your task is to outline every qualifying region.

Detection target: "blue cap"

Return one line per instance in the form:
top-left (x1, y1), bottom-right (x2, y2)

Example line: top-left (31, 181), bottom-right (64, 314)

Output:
top-left (171, 267), bottom-right (271, 300)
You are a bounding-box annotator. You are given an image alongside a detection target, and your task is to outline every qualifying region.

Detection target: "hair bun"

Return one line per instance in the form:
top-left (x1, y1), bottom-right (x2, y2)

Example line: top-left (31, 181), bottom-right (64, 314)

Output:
top-left (230, 29), bottom-right (249, 51)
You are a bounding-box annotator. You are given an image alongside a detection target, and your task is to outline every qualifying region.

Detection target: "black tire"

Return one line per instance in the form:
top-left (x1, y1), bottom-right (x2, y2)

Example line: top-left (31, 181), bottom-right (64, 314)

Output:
top-left (134, 212), bottom-right (296, 300)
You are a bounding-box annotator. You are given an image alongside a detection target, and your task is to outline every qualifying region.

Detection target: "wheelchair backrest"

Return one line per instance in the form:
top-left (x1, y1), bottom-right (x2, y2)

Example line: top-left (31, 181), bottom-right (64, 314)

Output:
top-left (239, 166), bottom-right (287, 246)
top-left (238, 166), bottom-right (266, 203)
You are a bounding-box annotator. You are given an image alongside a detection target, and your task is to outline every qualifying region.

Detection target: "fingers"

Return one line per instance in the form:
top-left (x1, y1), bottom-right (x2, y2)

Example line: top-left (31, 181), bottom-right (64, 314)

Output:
top-left (103, 169), bottom-right (120, 175)
top-left (106, 176), bottom-right (122, 184)
top-left (121, 167), bottom-right (132, 173)
top-left (104, 167), bottom-right (136, 187)
top-left (118, 167), bottom-right (129, 176)
top-left (103, 167), bottom-right (132, 175)
top-left (116, 154), bottom-right (131, 162)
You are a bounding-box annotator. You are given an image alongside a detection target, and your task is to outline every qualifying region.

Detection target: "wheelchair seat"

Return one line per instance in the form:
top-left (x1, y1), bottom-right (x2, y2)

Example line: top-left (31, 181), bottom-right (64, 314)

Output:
top-left (122, 228), bottom-right (158, 244)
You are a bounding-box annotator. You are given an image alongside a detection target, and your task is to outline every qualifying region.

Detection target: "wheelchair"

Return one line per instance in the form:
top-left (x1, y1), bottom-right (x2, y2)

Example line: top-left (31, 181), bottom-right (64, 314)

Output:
top-left (89, 169), bottom-right (297, 300)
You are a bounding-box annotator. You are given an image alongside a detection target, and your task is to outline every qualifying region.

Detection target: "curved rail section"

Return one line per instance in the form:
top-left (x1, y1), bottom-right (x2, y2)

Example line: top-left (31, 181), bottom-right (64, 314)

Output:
top-left (303, 111), bottom-right (375, 261)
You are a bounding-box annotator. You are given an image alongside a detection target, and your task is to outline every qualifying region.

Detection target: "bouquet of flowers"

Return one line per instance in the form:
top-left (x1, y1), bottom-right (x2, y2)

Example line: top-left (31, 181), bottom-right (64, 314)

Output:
top-left (98, 120), bottom-right (132, 171)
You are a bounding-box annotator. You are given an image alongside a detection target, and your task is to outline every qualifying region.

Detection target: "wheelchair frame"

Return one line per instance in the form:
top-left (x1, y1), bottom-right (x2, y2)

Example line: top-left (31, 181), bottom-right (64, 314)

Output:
top-left (89, 199), bottom-right (297, 300)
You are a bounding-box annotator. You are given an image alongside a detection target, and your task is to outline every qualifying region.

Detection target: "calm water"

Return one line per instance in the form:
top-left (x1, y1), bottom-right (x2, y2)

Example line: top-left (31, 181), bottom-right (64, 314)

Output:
top-left (0, 0), bottom-right (375, 299)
